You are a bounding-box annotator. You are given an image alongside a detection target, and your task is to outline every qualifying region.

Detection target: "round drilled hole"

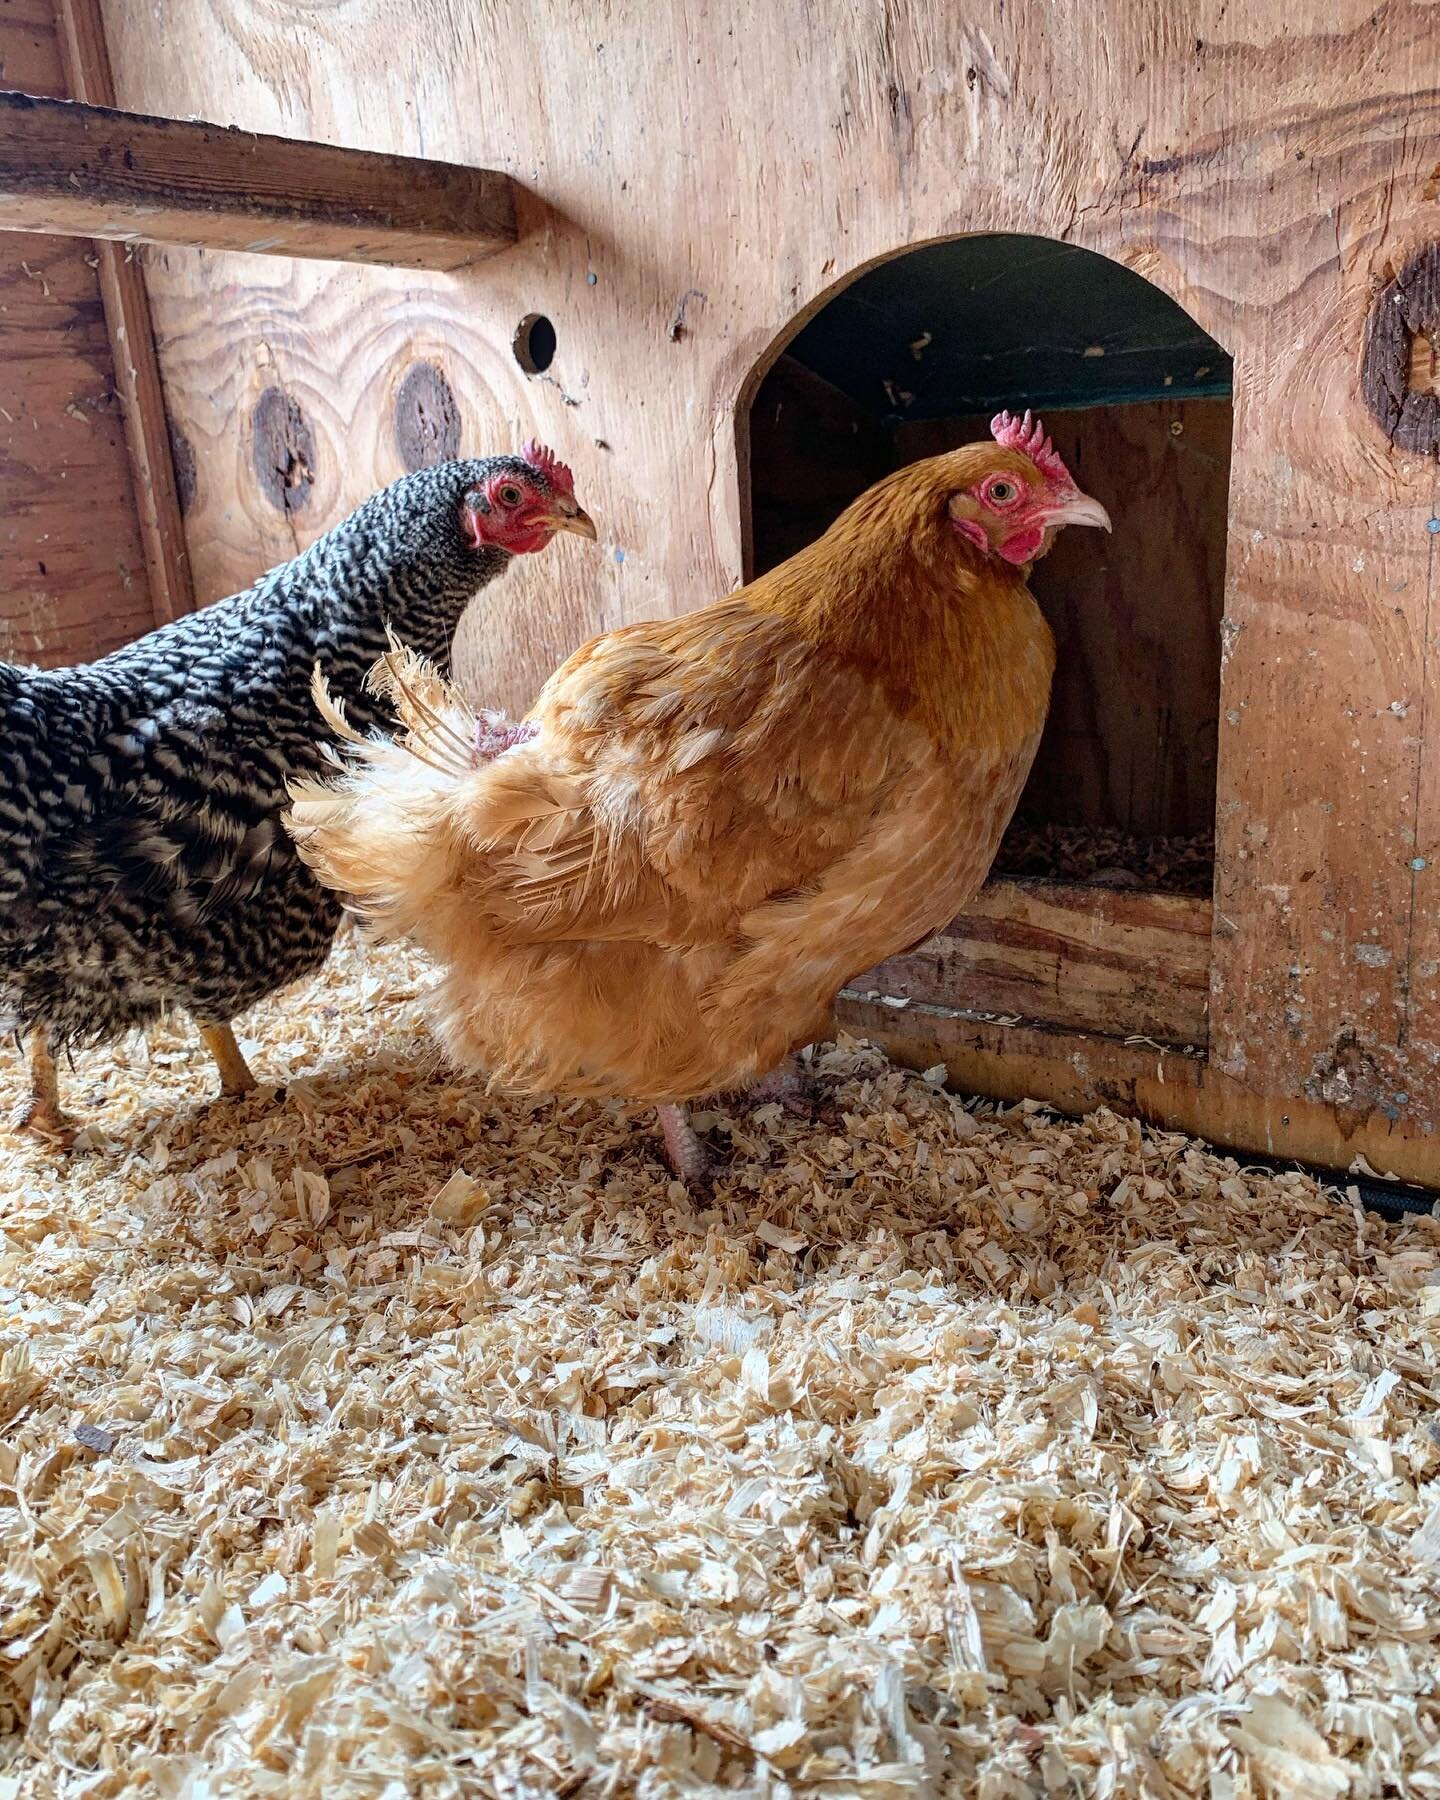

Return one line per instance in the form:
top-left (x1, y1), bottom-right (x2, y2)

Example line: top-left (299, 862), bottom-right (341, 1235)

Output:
top-left (512, 313), bottom-right (557, 374)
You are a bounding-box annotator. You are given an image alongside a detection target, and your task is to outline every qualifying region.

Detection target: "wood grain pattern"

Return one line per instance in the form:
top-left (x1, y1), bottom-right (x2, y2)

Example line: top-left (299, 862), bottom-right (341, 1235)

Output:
top-left (53, 0), bottom-right (192, 624)
top-left (0, 92), bottom-right (518, 269)
top-left (96, 0), bottom-right (1440, 1171)
top-left (855, 879), bottom-right (1212, 1046)
top-left (0, 0), bottom-right (151, 668)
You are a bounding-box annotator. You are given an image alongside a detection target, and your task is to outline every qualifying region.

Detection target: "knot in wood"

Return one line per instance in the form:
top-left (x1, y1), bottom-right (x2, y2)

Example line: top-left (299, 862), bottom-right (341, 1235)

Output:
top-left (1362, 244), bottom-right (1440, 456)
top-left (168, 420), bottom-right (198, 515)
top-left (251, 386), bottom-right (316, 514)
top-left (393, 361), bottom-right (461, 471)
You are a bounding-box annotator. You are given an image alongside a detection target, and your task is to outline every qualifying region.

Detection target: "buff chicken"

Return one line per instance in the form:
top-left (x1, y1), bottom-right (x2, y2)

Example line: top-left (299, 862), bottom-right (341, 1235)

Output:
top-left (286, 412), bottom-right (1109, 1185)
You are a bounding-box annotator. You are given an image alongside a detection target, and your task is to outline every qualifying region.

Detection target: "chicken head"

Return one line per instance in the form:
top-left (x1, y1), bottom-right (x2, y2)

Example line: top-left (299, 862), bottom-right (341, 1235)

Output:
top-left (944, 409), bottom-right (1111, 567)
top-left (459, 439), bottom-right (598, 556)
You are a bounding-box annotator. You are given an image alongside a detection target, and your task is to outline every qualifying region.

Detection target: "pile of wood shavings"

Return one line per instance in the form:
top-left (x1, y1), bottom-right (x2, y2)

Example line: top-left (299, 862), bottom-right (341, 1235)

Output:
top-left (995, 820), bottom-right (1215, 896)
top-left (2, 934), bottom-right (1437, 1799)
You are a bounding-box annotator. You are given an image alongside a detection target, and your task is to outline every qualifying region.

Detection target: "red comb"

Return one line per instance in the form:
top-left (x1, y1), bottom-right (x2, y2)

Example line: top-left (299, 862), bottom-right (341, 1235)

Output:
top-left (990, 409), bottom-right (1072, 487)
top-left (521, 438), bottom-right (575, 498)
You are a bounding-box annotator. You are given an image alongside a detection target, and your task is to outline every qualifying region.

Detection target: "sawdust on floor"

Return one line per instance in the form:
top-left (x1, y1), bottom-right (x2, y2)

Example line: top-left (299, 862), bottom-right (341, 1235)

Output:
top-left (1, 933), bottom-right (1437, 1798)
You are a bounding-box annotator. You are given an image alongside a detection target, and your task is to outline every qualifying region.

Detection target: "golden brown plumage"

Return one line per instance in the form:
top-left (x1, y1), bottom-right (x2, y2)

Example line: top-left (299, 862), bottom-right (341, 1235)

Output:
top-left (286, 414), bottom-right (1109, 1176)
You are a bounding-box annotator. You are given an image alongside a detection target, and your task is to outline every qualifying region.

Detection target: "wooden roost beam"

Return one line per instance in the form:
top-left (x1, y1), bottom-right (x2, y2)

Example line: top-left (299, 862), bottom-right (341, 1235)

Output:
top-left (0, 91), bottom-right (518, 269)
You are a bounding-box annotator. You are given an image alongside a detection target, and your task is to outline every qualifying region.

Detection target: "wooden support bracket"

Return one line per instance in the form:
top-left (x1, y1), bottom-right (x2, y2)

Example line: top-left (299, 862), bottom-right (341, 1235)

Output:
top-left (53, 0), bottom-right (192, 624)
top-left (0, 89), bottom-right (518, 269)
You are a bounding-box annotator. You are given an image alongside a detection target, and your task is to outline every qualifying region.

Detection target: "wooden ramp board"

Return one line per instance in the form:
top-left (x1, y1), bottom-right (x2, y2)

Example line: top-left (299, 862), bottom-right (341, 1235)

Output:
top-left (851, 878), bottom-right (1212, 1048)
top-left (838, 994), bottom-right (1439, 1188)
top-left (0, 91), bottom-right (517, 269)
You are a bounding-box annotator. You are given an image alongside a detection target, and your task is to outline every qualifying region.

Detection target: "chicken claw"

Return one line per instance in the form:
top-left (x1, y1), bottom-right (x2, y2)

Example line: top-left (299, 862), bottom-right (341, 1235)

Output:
top-left (722, 1053), bottom-right (838, 1126)
top-left (472, 712), bottom-right (540, 764)
top-left (12, 1027), bottom-right (77, 1150)
top-left (745, 1054), bottom-right (819, 1117)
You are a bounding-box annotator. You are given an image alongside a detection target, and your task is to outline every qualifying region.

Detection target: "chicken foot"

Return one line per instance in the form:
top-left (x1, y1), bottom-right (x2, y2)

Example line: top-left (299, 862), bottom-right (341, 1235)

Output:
top-left (473, 713), bottom-right (540, 763)
top-left (655, 1054), bottom-right (834, 1189)
top-left (12, 1026), bottom-right (76, 1148)
top-left (713, 1053), bottom-right (838, 1127)
top-left (727, 1053), bottom-right (826, 1119)
top-left (657, 1103), bottom-right (711, 1191)
top-left (197, 1021), bottom-right (259, 1097)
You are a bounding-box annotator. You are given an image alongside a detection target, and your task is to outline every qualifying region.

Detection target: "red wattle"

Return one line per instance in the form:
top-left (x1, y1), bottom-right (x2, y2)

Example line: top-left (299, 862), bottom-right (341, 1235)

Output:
top-left (998, 524), bottom-right (1044, 565)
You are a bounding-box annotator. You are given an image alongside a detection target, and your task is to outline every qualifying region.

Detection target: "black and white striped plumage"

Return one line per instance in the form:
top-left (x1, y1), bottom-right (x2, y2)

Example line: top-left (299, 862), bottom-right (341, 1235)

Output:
top-left (0, 453), bottom-right (587, 1097)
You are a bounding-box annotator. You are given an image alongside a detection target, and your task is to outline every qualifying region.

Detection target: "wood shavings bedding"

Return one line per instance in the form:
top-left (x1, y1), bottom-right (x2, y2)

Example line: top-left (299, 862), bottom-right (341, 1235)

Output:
top-left (1, 932), bottom-right (1437, 1797)
top-left (994, 819), bottom-right (1215, 896)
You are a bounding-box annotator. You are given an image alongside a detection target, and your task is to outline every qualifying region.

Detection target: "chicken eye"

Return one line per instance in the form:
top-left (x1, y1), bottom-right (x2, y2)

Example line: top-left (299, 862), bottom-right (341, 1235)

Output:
top-left (497, 483), bottom-right (524, 507)
top-left (983, 477), bottom-right (1020, 508)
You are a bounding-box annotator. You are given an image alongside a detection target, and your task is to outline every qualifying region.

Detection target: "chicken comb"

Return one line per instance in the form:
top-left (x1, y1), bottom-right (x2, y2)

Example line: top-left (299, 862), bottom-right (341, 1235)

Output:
top-left (990, 409), bottom-right (1072, 487)
top-left (521, 439), bottom-right (575, 497)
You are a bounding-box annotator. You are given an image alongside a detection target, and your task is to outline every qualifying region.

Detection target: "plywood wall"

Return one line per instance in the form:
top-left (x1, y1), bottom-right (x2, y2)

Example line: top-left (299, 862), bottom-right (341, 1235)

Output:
top-left (94, 0), bottom-right (1440, 1168)
top-left (0, 0), bottom-right (153, 667)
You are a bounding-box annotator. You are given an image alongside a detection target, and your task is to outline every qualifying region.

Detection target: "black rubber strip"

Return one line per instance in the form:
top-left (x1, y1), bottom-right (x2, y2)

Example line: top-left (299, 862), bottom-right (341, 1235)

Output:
top-left (1225, 1151), bottom-right (1435, 1224)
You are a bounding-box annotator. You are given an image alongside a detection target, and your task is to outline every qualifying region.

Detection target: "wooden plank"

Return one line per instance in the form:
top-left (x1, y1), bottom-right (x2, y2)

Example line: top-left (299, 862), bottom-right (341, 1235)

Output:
top-left (0, 91), bottom-right (517, 269)
top-left (53, 0), bottom-right (191, 625)
top-left (0, 0), bottom-right (152, 669)
top-left (855, 879), bottom-right (1212, 1047)
top-left (836, 997), bottom-right (1439, 1188)
top-left (1195, 100), bottom-right (1440, 1145)
top-left (100, 0), bottom-right (1440, 1141)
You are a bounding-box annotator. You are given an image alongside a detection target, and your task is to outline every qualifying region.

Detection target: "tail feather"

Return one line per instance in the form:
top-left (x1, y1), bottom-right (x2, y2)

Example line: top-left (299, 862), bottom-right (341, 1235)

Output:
top-left (369, 634), bottom-right (479, 780)
top-left (285, 647), bottom-right (483, 937)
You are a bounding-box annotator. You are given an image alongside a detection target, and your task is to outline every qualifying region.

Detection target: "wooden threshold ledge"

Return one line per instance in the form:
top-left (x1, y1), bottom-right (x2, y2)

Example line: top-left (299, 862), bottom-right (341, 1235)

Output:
top-left (0, 90), bottom-right (517, 269)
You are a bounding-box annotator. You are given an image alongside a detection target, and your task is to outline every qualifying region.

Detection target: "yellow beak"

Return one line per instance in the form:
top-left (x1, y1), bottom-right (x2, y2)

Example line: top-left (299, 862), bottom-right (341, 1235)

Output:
top-left (1047, 492), bottom-right (1112, 533)
top-left (550, 502), bottom-right (599, 541)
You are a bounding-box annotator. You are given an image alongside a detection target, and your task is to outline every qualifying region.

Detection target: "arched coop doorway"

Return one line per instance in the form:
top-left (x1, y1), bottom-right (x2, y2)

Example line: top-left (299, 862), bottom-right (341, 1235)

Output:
top-left (742, 233), bottom-right (1233, 912)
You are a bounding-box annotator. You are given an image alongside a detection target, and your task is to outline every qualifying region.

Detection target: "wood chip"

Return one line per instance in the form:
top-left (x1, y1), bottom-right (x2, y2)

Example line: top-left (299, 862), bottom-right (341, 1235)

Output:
top-left (2, 929), bottom-right (1437, 1793)
top-left (996, 817), bottom-right (1214, 895)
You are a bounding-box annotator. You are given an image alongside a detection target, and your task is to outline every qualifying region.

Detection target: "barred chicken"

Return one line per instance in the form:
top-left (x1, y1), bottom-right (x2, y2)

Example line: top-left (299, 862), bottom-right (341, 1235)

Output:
top-left (1, 444), bottom-right (596, 1143)
top-left (287, 413), bottom-right (1106, 1187)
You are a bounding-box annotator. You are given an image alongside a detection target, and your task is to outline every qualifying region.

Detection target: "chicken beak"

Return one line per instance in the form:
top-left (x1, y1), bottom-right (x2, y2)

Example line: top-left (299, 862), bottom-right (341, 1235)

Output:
top-left (1047, 492), bottom-right (1112, 533)
top-left (551, 503), bottom-right (599, 541)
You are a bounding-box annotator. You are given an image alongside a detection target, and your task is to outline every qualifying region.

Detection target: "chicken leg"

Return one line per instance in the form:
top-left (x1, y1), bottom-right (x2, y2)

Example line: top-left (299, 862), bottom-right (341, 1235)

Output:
top-left (197, 1021), bottom-right (258, 1096)
top-left (13, 1026), bottom-right (76, 1147)
top-left (657, 1103), bottom-right (711, 1191)
top-left (656, 1054), bottom-right (830, 1190)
